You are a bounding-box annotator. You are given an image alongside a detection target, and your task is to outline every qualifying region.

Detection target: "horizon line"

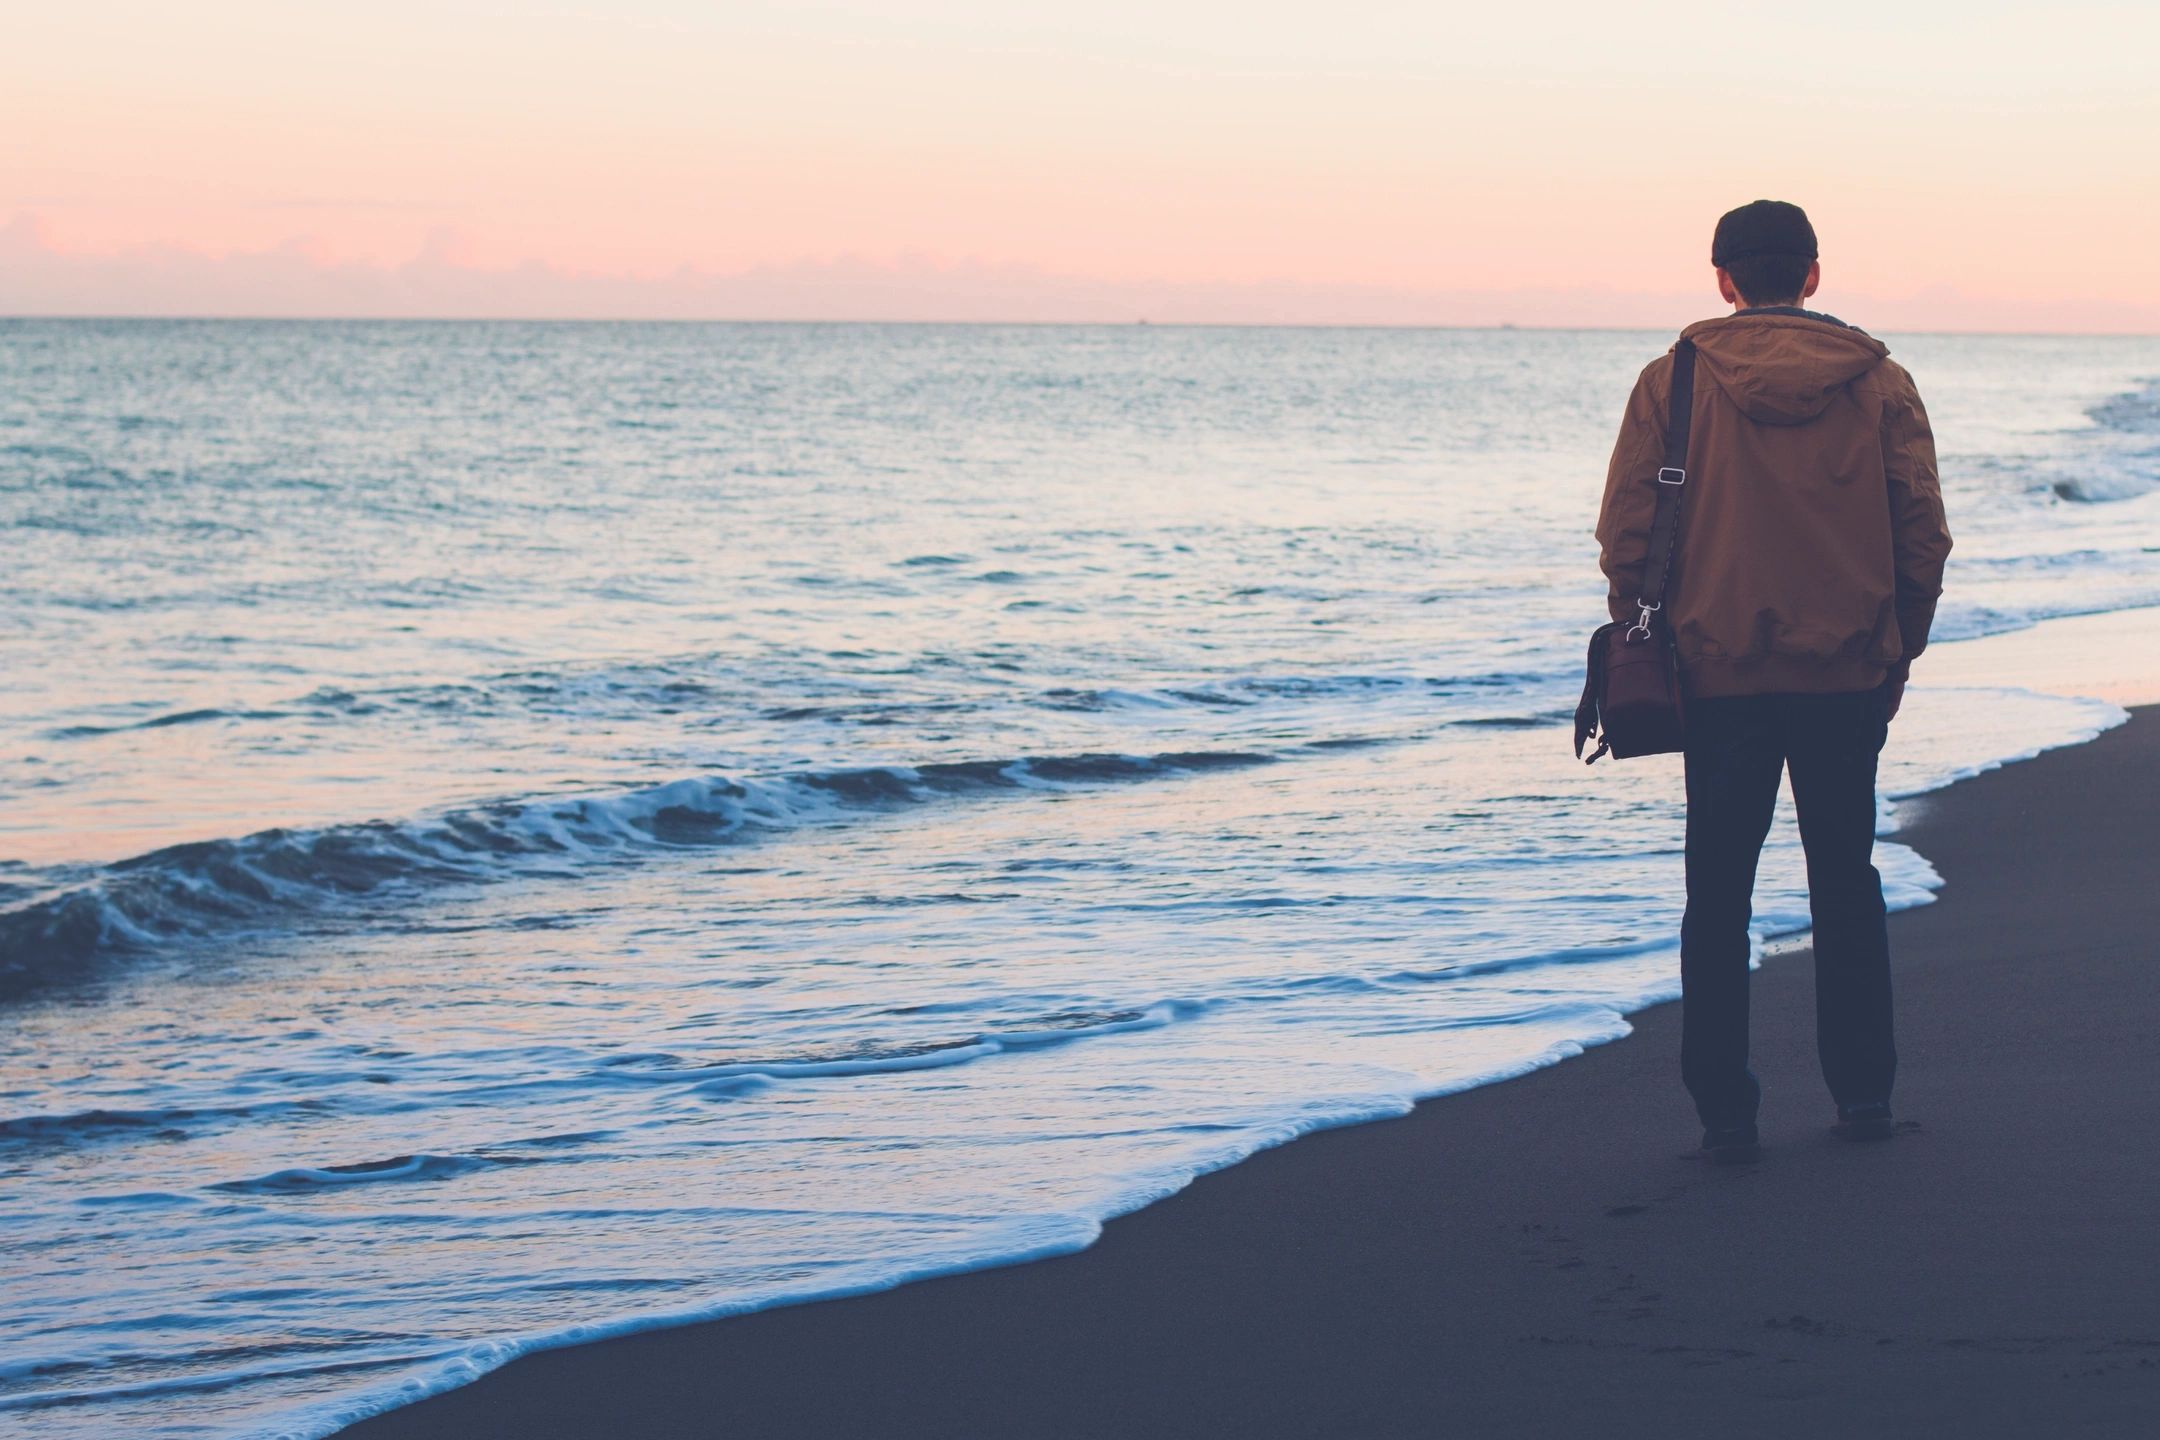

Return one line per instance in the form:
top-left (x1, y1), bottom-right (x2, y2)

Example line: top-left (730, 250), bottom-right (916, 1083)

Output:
top-left (5, 313), bottom-right (2155, 341)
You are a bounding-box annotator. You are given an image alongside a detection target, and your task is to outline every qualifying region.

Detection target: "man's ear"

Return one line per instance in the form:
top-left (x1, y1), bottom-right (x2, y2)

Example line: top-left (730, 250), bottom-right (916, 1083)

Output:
top-left (1801, 259), bottom-right (1821, 300)
top-left (1716, 267), bottom-right (1741, 307)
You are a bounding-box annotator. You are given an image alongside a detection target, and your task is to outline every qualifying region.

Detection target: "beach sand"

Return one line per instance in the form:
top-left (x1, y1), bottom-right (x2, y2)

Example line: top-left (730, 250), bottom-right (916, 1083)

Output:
top-left (343, 706), bottom-right (2160, 1439)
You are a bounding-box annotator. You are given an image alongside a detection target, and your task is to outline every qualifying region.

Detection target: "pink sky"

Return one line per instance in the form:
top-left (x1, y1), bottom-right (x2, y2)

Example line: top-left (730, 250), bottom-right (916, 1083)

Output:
top-left (5, 2), bottom-right (2157, 330)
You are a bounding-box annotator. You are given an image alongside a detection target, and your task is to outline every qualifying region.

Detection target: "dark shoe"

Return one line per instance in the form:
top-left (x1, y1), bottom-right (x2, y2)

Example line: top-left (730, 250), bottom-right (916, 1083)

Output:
top-left (1833, 1101), bottom-right (1895, 1141)
top-left (1700, 1121), bottom-right (1761, 1163)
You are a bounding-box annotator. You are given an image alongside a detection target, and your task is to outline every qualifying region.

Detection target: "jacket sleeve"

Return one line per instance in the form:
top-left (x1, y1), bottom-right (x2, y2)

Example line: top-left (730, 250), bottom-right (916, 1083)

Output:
top-left (1880, 368), bottom-right (1952, 660)
top-left (1595, 357), bottom-right (1671, 624)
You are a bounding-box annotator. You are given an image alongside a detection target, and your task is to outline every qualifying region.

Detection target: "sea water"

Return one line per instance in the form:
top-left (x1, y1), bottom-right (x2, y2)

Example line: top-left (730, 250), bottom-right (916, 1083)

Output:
top-left (1, 321), bottom-right (2155, 1438)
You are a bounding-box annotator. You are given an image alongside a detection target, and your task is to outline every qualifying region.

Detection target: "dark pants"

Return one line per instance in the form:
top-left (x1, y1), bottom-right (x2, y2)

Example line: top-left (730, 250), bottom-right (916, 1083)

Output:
top-left (1680, 686), bottom-right (1895, 1128)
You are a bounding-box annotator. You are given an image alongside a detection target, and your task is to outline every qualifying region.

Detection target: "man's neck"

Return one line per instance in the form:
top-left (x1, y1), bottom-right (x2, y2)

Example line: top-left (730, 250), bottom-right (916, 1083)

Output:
top-left (1727, 302), bottom-right (1855, 332)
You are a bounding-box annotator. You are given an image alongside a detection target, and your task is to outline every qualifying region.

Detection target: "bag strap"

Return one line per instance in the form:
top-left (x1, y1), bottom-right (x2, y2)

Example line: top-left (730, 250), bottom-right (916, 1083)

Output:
top-left (1629, 337), bottom-right (1696, 634)
top-left (1573, 623), bottom-right (1609, 760)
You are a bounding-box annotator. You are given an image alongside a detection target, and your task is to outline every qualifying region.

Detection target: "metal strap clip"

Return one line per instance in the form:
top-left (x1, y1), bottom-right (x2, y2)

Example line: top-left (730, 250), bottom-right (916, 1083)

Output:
top-left (1626, 599), bottom-right (1660, 642)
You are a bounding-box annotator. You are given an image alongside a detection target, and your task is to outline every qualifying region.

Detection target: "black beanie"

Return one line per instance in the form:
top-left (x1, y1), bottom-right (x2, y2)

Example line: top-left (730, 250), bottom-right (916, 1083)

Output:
top-left (1711, 200), bottom-right (1818, 266)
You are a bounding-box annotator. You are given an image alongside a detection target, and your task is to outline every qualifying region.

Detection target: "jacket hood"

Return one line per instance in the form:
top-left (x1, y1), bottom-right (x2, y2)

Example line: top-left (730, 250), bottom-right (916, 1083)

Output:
top-left (1680, 309), bottom-right (1890, 426)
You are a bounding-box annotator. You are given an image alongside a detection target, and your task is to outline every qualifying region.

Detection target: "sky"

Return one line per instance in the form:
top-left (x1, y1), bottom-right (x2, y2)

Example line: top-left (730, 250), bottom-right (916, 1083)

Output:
top-left (4, 1), bottom-right (2157, 329)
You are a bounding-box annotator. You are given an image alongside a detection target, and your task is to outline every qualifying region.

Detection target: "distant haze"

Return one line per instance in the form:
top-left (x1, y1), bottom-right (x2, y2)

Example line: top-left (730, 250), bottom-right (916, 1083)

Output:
top-left (5, 1), bottom-right (2156, 331)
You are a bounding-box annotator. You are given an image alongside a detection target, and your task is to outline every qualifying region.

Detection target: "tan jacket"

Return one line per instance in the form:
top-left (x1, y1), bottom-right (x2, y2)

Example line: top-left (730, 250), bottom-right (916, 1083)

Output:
top-left (1596, 309), bottom-right (1952, 699)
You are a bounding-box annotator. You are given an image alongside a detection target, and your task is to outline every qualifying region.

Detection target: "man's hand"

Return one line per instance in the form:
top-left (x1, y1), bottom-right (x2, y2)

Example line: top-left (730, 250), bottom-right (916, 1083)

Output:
top-left (1884, 659), bottom-right (1912, 722)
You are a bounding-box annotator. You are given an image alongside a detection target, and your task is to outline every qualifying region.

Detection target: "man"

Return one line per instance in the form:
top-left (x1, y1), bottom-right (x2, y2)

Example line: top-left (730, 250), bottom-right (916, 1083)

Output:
top-left (1595, 200), bottom-right (1952, 1161)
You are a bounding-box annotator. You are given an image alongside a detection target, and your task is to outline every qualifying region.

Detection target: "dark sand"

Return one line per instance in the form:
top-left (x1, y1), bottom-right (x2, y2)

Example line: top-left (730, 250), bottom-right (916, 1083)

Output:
top-left (345, 708), bottom-right (2160, 1439)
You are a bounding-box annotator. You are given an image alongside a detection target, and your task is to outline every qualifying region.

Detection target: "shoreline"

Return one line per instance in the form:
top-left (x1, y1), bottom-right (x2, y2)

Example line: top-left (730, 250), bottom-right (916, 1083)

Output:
top-left (339, 706), bottom-right (2160, 1438)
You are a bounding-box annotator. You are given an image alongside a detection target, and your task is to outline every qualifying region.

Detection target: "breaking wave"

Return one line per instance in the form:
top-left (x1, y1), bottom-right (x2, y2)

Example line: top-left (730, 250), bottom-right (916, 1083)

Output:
top-left (0, 749), bottom-right (1274, 1000)
top-left (2051, 378), bottom-right (2160, 503)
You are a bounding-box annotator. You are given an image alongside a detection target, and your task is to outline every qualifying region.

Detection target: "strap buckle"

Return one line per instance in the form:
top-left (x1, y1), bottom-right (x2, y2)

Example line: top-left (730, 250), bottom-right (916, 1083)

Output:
top-left (1626, 599), bottom-right (1660, 642)
top-left (1657, 467), bottom-right (1686, 486)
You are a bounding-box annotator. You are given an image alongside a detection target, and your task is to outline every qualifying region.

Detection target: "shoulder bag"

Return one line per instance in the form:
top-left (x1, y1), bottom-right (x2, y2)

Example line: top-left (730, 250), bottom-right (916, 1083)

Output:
top-left (1573, 336), bottom-right (1696, 764)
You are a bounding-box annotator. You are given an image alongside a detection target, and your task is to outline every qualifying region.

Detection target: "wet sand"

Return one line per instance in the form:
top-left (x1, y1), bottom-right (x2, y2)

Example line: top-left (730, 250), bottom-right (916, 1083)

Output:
top-left (342, 707), bottom-right (2160, 1439)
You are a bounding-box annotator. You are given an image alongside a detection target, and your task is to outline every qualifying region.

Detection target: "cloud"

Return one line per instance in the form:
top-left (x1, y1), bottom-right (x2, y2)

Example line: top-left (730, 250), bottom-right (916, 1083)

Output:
top-left (2, 215), bottom-right (2153, 333)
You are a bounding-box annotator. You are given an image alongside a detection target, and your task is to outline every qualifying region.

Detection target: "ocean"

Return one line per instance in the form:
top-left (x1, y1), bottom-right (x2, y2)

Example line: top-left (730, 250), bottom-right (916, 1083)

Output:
top-left (2, 319), bottom-right (2156, 1438)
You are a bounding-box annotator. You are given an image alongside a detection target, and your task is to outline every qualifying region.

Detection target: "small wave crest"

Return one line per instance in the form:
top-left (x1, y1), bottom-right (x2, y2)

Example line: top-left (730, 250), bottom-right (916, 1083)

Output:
top-left (42, 707), bottom-right (291, 741)
top-left (2088, 379), bottom-right (2160, 437)
top-left (0, 750), bottom-right (1273, 1000)
top-left (37, 662), bottom-right (1548, 745)
top-left (2051, 467), bottom-right (2158, 504)
top-left (596, 1000), bottom-right (1210, 1096)
top-left (211, 1153), bottom-right (516, 1194)
top-left (1036, 669), bottom-right (1548, 715)
top-left (2052, 379), bottom-right (2160, 502)
top-left (0, 1101), bottom-right (317, 1148)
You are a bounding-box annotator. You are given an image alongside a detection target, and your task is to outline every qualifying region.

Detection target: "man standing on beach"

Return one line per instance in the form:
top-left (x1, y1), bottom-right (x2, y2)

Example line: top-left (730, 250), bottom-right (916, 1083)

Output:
top-left (1595, 200), bottom-right (1953, 1160)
